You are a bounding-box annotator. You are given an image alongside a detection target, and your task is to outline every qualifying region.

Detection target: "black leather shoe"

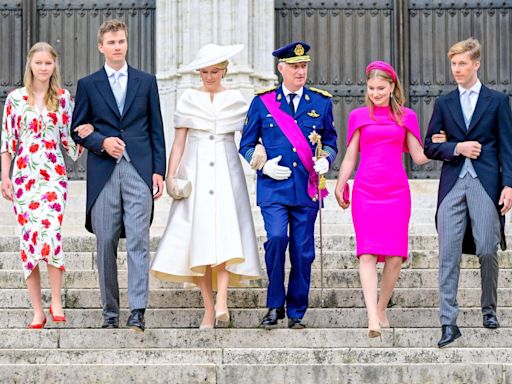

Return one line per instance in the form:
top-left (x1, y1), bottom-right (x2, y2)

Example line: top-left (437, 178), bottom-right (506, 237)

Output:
top-left (437, 325), bottom-right (461, 348)
top-left (288, 318), bottom-right (305, 329)
top-left (483, 314), bottom-right (500, 329)
top-left (127, 309), bottom-right (145, 332)
top-left (101, 318), bottom-right (119, 329)
top-left (260, 308), bottom-right (285, 328)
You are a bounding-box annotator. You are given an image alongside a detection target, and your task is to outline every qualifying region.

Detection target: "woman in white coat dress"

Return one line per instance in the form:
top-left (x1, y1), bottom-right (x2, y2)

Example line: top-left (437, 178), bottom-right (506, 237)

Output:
top-left (150, 44), bottom-right (263, 329)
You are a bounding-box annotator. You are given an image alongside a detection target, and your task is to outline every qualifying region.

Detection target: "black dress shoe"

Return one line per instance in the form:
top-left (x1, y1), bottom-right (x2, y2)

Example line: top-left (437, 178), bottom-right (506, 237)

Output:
top-left (483, 314), bottom-right (500, 329)
top-left (437, 325), bottom-right (462, 348)
top-left (102, 318), bottom-right (119, 329)
top-left (127, 309), bottom-right (145, 332)
top-left (288, 318), bottom-right (305, 329)
top-left (260, 308), bottom-right (285, 328)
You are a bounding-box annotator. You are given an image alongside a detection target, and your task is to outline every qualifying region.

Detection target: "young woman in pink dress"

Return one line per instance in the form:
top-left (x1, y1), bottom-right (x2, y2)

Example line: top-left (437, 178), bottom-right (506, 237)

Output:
top-left (1, 42), bottom-right (92, 328)
top-left (334, 61), bottom-right (445, 337)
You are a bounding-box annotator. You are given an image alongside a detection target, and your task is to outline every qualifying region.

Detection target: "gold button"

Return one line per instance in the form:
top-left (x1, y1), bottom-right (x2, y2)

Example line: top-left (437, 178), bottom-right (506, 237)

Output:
top-left (294, 120), bottom-right (297, 123)
top-left (292, 147), bottom-right (297, 152)
top-left (313, 125), bottom-right (316, 128)
top-left (270, 123), bottom-right (274, 128)
top-left (293, 162), bottom-right (297, 167)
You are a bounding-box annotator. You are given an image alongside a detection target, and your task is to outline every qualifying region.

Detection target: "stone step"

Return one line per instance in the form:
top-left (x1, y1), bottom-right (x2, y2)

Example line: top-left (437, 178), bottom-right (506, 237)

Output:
top-left (2, 287), bottom-right (512, 309)
top-left (0, 363), bottom-right (504, 384)
top-left (0, 234), bottom-right (476, 253)
top-left (0, 268), bottom-right (509, 289)
top-left (1, 346), bottom-right (511, 365)
top-left (216, 364), bottom-right (506, 384)
top-left (222, 347), bottom-right (512, 365)
top-left (0, 364), bottom-right (216, 383)
top-left (0, 328), bottom-right (507, 349)
top-left (0, 348), bottom-right (220, 365)
top-left (3, 249), bottom-right (512, 271)
top-left (0, 308), bottom-right (510, 329)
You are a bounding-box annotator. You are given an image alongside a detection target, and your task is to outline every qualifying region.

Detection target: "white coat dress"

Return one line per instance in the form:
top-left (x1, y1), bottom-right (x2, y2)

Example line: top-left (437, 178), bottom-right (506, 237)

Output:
top-left (150, 89), bottom-right (262, 288)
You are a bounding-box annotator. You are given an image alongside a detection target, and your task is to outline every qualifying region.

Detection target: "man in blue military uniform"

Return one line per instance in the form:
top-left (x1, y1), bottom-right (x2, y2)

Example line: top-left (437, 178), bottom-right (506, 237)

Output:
top-left (240, 42), bottom-right (338, 329)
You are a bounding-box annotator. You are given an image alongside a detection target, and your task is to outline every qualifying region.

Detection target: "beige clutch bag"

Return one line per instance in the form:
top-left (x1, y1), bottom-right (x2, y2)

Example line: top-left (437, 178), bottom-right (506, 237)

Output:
top-left (166, 177), bottom-right (192, 200)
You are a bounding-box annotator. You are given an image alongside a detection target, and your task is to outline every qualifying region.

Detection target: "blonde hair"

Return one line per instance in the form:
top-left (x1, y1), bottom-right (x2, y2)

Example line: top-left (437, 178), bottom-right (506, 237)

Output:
top-left (23, 42), bottom-right (61, 112)
top-left (448, 38), bottom-right (480, 61)
top-left (365, 69), bottom-right (406, 125)
top-left (98, 19), bottom-right (128, 44)
top-left (214, 60), bottom-right (229, 78)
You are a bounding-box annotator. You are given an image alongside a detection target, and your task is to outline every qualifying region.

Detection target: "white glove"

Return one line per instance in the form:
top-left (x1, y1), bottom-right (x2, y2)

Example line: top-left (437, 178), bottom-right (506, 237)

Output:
top-left (250, 144), bottom-right (267, 170)
top-left (313, 156), bottom-right (329, 175)
top-left (262, 155), bottom-right (291, 180)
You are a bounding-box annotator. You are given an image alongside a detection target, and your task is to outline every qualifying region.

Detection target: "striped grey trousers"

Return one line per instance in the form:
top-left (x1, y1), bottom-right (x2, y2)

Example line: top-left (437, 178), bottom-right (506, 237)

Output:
top-left (437, 174), bottom-right (500, 326)
top-left (91, 158), bottom-right (152, 319)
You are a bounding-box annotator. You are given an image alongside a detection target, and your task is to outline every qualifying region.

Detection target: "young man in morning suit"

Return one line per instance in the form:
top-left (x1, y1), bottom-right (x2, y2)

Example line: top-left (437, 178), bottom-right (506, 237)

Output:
top-left (424, 38), bottom-right (512, 348)
top-left (71, 19), bottom-right (166, 332)
top-left (239, 42), bottom-right (338, 329)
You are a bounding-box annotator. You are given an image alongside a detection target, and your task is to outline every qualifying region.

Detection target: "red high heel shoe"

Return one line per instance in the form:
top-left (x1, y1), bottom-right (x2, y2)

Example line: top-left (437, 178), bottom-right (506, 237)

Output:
top-left (27, 316), bottom-right (47, 329)
top-left (49, 305), bottom-right (67, 323)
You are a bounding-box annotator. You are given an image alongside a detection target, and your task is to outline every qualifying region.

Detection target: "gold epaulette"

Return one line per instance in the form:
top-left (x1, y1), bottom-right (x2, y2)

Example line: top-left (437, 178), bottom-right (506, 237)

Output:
top-left (309, 87), bottom-right (333, 98)
top-left (254, 85), bottom-right (278, 95)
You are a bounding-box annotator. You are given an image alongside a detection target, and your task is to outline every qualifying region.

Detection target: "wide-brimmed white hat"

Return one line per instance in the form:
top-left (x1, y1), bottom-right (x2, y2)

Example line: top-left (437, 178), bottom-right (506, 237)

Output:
top-left (186, 43), bottom-right (244, 71)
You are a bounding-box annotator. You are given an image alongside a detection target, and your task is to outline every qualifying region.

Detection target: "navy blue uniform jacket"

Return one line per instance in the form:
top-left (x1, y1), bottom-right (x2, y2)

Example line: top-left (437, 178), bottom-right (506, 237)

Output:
top-left (424, 85), bottom-right (512, 254)
top-left (71, 66), bottom-right (166, 234)
top-left (239, 85), bottom-right (337, 208)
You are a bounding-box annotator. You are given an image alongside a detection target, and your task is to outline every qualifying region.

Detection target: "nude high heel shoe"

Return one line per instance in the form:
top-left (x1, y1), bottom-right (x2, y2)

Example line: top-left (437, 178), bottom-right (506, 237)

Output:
top-left (215, 306), bottom-right (230, 326)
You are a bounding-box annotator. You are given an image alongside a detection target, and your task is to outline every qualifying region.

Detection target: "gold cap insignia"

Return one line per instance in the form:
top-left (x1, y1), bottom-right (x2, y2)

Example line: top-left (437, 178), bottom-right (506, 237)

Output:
top-left (294, 44), bottom-right (305, 56)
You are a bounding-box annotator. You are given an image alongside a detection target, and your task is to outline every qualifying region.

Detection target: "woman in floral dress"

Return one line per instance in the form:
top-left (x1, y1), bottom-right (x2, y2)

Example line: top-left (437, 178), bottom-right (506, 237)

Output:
top-left (1, 42), bottom-right (92, 328)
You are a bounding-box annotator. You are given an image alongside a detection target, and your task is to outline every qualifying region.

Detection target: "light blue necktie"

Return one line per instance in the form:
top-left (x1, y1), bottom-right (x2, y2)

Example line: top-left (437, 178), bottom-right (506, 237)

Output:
top-left (458, 89), bottom-right (478, 178)
top-left (461, 89), bottom-right (473, 128)
top-left (111, 72), bottom-right (126, 115)
top-left (111, 72), bottom-right (130, 163)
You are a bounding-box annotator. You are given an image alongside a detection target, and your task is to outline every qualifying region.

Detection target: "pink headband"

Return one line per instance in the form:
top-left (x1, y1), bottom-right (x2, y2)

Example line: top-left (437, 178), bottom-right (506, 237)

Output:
top-left (365, 61), bottom-right (397, 83)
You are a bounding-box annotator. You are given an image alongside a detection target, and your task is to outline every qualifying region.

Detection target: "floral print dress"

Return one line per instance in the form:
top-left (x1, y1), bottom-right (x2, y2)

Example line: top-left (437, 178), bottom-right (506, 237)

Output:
top-left (1, 87), bottom-right (82, 279)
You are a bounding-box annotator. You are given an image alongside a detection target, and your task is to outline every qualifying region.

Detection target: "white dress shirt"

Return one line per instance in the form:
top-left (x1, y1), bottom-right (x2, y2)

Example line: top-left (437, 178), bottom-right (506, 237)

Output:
top-left (104, 62), bottom-right (128, 96)
top-left (281, 84), bottom-right (303, 112)
top-left (458, 79), bottom-right (481, 123)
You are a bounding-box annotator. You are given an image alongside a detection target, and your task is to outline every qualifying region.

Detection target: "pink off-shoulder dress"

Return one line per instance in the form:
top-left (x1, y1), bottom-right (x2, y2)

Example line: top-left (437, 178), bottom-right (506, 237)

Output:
top-left (347, 105), bottom-right (422, 261)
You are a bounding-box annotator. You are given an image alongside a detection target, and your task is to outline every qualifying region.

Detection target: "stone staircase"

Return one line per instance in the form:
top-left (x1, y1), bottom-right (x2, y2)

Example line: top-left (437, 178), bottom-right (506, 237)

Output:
top-left (1, 179), bottom-right (511, 383)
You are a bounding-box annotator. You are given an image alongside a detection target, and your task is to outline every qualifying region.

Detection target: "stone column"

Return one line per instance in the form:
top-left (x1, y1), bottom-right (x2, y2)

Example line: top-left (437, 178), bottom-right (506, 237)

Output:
top-left (156, 0), bottom-right (277, 157)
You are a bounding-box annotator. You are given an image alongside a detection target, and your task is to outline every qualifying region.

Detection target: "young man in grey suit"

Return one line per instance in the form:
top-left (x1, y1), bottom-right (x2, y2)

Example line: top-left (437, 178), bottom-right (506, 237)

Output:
top-left (72, 20), bottom-right (166, 332)
top-left (424, 38), bottom-right (512, 348)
